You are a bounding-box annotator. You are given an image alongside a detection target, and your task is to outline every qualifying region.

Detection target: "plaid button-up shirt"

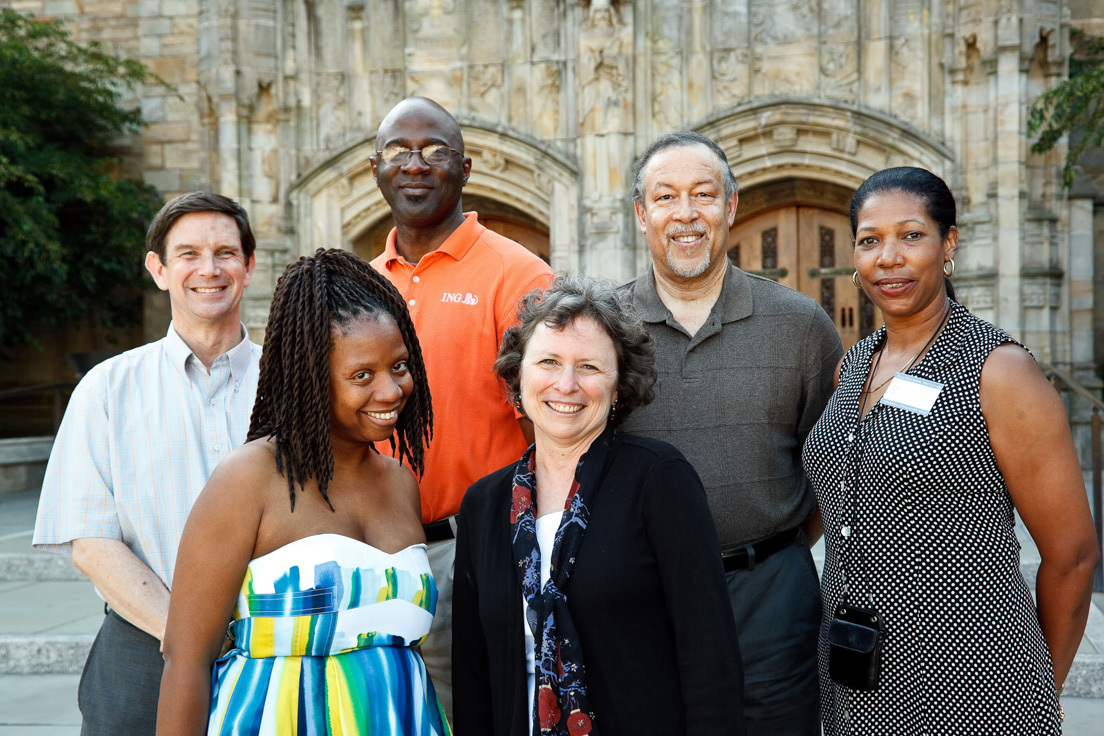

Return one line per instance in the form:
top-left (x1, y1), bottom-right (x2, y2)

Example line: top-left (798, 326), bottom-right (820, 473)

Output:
top-left (33, 324), bottom-right (261, 588)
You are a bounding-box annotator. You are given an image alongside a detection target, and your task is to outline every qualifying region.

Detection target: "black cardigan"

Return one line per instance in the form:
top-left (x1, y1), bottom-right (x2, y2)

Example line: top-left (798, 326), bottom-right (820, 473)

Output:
top-left (452, 432), bottom-right (745, 736)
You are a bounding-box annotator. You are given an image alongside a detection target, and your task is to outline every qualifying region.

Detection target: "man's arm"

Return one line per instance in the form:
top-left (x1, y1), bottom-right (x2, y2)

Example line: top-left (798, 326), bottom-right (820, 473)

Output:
top-left (799, 505), bottom-right (823, 546)
top-left (502, 263), bottom-right (553, 448)
top-left (797, 307), bottom-right (844, 547)
top-left (71, 537), bottom-right (170, 641)
top-left (34, 369), bottom-right (171, 635)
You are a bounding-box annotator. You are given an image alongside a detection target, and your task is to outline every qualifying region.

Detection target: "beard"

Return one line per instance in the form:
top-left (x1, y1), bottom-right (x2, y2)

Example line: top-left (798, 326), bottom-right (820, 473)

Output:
top-left (666, 249), bottom-right (710, 278)
top-left (665, 232), bottom-right (712, 278)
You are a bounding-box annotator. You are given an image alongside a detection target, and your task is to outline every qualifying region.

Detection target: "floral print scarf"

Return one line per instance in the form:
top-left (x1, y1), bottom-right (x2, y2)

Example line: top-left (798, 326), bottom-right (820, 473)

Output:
top-left (510, 426), bottom-right (617, 736)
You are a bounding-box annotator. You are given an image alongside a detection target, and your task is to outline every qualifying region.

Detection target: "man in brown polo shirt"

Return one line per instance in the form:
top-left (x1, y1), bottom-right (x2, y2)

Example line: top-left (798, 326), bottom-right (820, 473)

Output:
top-left (620, 131), bottom-right (842, 736)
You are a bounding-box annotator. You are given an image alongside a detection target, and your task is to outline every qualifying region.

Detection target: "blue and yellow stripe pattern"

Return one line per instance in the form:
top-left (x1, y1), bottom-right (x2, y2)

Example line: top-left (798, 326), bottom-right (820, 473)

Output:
top-left (206, 535), bottom-right (450, 735)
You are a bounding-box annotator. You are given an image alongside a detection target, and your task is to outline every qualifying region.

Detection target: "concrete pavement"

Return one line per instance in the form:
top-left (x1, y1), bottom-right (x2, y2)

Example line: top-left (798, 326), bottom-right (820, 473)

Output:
top-left (5, 675), bottom-right (1104, 734)
top-left (1, 485), bottom-right (1102, 733)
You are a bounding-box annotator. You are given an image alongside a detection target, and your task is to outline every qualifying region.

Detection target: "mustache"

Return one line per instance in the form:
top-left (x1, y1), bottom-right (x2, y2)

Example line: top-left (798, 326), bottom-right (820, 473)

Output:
top-left (666, 226), bottom-right (708, 237)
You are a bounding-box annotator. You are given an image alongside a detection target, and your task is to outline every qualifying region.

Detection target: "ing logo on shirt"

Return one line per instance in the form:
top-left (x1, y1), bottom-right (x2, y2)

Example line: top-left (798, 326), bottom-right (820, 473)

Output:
top-left (440, 292), bottom-right (480, 305)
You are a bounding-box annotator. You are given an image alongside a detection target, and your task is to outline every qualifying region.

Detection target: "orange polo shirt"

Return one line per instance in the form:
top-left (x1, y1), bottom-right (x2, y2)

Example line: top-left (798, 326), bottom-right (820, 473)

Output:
top-left (371, 212), bottom-right (554, 523)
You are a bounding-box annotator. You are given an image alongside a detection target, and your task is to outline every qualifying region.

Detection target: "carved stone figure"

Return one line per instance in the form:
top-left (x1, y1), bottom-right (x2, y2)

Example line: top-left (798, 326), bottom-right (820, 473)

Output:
top-left (408, 70), bottom-right (463, 111)
top-left (820, 43), bottom-right (858, 102)
top-left (480, 148), bottom-right (507, 173)
top-left (651, 53), bottom-right (682, 131)
top-left (579, 26), bottom-right (632, 134)
top-left (713, 49), bottom-right (750, 106)
top-left (533, 63), bottom-right (562, 140)
top-left (470, 63), bottom-right (504, 119)
top-left (583, 0), bottom-right (620, 31)
top-left (374, 71), bottom-right (406, 122)
top-left (406, 0), bottom-right (464, 69)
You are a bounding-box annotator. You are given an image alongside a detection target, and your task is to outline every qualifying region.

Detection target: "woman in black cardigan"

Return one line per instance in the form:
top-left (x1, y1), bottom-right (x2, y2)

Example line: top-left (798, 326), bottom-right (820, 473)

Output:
top-left (452, 276), bottom-right (745, 736)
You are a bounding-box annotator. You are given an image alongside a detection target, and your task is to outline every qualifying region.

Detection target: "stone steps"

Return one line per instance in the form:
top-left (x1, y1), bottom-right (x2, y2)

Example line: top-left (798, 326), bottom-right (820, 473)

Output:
top-left (0, 436), bottom-right (53, 496)
top-left (2, 550), bottom-right (1101, 695)
top-left (0, 634), bottom-right (94, 676)
top-left (0, 533), bottom-right (83, 582)
top-left (0, 528), bottom-right (98, 675)
top-left (2, 490), bottom-right (1101, 695)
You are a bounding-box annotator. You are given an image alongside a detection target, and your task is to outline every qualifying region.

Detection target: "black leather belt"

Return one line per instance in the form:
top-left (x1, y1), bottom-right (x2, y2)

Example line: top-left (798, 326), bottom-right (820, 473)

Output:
top-left (721, 527), bottom-right (799, 572)
top-left (423, 518), bottom-right (455, 543)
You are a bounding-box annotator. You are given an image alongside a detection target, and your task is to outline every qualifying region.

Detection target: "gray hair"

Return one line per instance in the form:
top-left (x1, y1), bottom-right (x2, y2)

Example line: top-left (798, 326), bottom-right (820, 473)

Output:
top-left (495, 275), bottom-right (656, 427)
top-left (631, 130), bottom-right (739, 206)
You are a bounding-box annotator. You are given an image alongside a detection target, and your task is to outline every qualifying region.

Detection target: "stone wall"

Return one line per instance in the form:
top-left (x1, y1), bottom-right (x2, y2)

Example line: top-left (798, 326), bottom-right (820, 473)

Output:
top-left (2, 0), bottom-right (1101, 382)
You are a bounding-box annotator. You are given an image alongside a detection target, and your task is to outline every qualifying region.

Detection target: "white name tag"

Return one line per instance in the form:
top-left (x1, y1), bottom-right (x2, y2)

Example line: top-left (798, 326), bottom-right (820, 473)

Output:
top-left (881, 373), bottom-right (943, 415)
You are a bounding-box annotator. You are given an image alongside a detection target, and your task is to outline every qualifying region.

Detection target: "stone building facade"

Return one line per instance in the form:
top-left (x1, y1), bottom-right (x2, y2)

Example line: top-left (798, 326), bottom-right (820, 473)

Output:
top-left (4, 0), bottom-right (1103, 390)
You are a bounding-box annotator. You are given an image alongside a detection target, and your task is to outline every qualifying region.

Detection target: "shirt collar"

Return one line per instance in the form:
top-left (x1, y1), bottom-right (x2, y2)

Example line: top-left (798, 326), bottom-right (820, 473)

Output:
top-left (224, 325), bottom-right (255, 380)
top-left (860, 298), bottom-right (969, 371)
top-left (717, 264), bottom-right (755, 323)
top-left (633, 263), bottom-right (755, 325)
top-left (378, 212), bottom-right (484, 268)
top-left (163, 322), bottom-right (252, 378)
top-left (922, 298), bottom-right (969, 370)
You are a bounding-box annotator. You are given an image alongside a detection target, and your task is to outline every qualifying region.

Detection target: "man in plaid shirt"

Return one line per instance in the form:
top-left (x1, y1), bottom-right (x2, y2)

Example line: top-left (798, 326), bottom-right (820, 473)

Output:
top-left (33, 192), bottom-right (261, 735)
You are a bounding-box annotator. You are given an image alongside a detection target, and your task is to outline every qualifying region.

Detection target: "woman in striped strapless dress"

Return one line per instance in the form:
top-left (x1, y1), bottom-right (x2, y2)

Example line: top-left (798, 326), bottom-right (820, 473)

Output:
top-left (208, 535), bottom-right (447, 734)
top-left (157, 250), bottom-right (448, 735)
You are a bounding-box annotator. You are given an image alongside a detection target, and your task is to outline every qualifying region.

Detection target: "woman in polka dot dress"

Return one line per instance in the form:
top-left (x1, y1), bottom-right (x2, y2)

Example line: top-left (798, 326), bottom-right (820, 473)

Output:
top-left (802, 167), bottom-right (1099, 735)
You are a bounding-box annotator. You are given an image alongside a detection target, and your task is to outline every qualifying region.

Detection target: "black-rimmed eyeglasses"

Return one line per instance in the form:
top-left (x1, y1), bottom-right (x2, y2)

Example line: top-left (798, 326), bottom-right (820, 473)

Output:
top-left (375, 144), bottom-right (462, 166)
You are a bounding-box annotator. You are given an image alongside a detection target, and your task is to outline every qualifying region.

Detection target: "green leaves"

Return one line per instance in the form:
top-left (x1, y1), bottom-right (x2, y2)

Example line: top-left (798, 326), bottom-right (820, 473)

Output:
top-left (1027, 32), bottom-right (1104, 188)
top-left (0, 8), bottom-right (165, 348)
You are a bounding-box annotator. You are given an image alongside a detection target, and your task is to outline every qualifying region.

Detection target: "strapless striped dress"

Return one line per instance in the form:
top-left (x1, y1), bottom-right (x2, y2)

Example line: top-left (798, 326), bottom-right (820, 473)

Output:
top-left (207, 534), bottom-right (451, 735)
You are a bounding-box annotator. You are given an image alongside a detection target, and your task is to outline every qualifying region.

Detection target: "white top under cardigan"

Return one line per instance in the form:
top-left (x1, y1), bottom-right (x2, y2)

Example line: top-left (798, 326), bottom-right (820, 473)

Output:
top-left (523, 512), bottom-right (560, 734)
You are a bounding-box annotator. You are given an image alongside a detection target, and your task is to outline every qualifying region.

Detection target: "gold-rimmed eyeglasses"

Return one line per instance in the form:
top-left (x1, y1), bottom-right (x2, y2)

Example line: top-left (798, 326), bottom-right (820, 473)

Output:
top-left (375, 144), bottom-right (462, 166)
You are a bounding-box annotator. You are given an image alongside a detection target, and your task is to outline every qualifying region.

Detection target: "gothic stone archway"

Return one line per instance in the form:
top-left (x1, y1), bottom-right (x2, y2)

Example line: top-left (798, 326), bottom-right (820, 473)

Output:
top-left (288, 121), bottom-right (578, 269)
top-left (730, 179), bottom-right (878, 349)
top-left (695, 100), bottom-right (955, 348)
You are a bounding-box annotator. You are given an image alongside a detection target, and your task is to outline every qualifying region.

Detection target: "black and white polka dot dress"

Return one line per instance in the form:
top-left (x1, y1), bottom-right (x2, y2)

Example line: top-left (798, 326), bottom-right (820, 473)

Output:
top-left (802, 301), bottom-right (1061, 735)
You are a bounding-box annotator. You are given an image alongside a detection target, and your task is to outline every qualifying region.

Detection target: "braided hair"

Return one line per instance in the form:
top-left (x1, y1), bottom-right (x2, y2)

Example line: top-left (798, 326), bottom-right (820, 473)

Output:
top-left (247, 248), bottom-right (433, 510)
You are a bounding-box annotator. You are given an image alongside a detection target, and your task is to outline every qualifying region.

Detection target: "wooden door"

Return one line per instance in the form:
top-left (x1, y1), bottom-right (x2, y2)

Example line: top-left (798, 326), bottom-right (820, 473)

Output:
top-left (729, 206), bottom-right (880, 350)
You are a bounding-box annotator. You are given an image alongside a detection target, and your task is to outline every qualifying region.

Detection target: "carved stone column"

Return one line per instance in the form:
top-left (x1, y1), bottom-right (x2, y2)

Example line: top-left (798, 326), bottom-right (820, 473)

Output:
top-left (993, 3), bottom-right (1025, 339)
top-left (1067, 191), bottom-right (1096, 376)
top-left (576, 0), bottom-right (635, 280)
top-left (197, 0), bottom-right (240, 200)
top-left (404, 0), bottom-right (465, 112)
top-left (367, 0), bottom-right (407, 126)
top-left (859, 0), bottom-right (890, 109)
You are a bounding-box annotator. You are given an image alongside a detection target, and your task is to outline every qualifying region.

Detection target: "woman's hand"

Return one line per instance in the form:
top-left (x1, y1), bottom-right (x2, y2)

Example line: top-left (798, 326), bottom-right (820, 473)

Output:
top-left (982, 344), bottom-right (1100, 686)
top-left (155, 445), bottom-right (267, 736)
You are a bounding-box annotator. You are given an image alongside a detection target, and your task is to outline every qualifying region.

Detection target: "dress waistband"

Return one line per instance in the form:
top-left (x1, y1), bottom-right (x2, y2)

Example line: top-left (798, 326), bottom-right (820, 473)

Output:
top-left (228, 613), bottom-right (427, 658)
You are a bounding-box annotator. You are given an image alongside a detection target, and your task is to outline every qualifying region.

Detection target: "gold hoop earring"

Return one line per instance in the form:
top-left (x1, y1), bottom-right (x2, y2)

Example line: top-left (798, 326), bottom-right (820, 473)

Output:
top-left (852, 271), bottom-right (862, 289)
top-left (943, 259), bottom-right (955, 278)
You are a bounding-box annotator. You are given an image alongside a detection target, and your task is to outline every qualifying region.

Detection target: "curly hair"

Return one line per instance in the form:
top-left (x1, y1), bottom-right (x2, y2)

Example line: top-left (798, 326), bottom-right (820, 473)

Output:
top-left (494, 275), bottom-right (656, 427)
top-left (247, 248), bottom-right (433, 510)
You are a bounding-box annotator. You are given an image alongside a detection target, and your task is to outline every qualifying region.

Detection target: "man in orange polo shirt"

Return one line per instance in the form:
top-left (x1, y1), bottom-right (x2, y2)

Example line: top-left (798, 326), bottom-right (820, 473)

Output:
top-left (369, 97), bottom-right (553, 717)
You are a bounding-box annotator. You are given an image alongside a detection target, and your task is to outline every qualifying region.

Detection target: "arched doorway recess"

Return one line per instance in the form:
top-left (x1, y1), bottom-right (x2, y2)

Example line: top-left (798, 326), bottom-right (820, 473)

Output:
top-left (730, 179), bottom-right (877, 349)
top-left (696, 99), bottom-right (956, 348)
top-left (288, 121), bottom-right (577, 267)
top-left (352, 196), bottom-right (550, 263)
